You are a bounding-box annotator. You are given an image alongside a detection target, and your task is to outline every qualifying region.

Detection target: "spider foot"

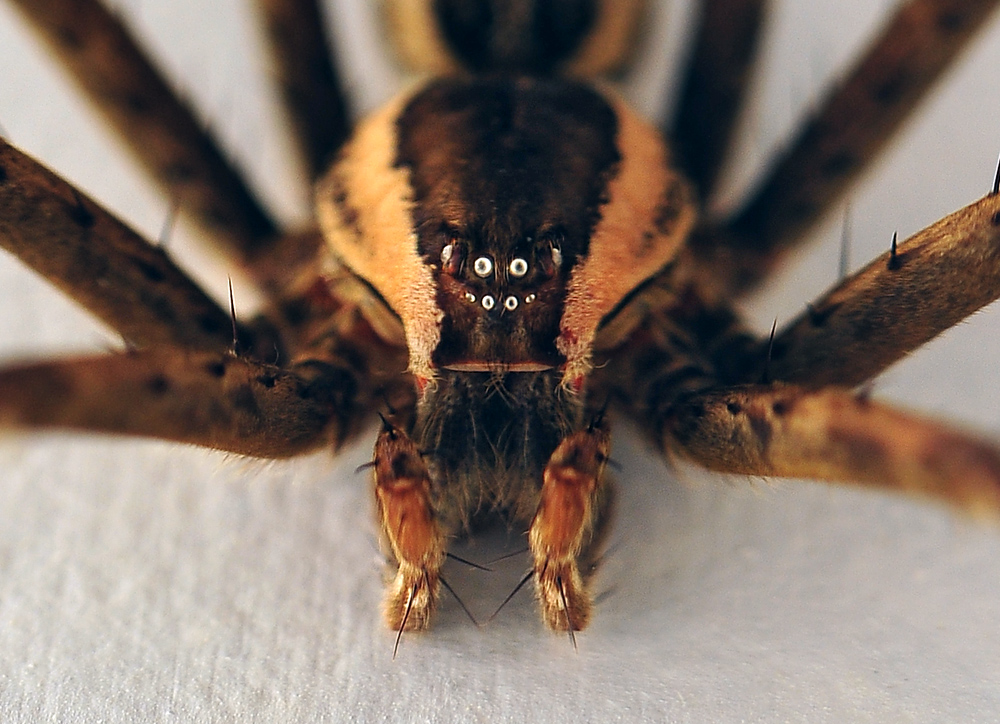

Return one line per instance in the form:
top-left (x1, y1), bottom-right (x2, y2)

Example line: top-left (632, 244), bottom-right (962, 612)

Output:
top-left (529, 421), bottom-right (610, 632)
top-left (384, 563), bottom-right (440, 633)
top-left (534, 560), bottom-right (590, 632)
top-left (371, 417), bottom-right (446, 632)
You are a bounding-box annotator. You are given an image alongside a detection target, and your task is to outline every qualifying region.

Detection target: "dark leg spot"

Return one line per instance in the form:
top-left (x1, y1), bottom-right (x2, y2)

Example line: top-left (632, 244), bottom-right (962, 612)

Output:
top-left (873, 72), bottom-right (910, 105)
top-left (147, 375), bottom-right (170, 395)
top-left (136, 260), bottom-right (166, 283)
top-left (807, 302), bottom-right (840, 327)
top-left (68, 193), bottom-right (96, 228)
top-left (936, 11), bottom-right (966, 32)
top-left (121, 91), bottom-right (151, 115)
top-left (205, 359), bottom-right (227, 377)
top-left (56, 26), bottom-right (82, 49)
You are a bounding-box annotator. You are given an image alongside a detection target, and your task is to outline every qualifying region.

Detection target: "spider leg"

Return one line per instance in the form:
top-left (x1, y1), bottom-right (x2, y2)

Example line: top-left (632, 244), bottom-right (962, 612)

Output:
top-left (0, 347), bottom-right (361, 457)
top-left (604, 276), bottom-right (1000, 516)
top-left (689, 0), bottom-right (1000, 293)
top-left (671, 0), bottom-right (768, 201)
top-left (766, 191), bottom-right (1000, 388)
top-left (0, 254), bottom-right (410, 457)
top-left (1, 137), bottom-right (412, 454)
top-left (0, 138), bottom-right (271, 355)
top-left (0, 145), bottom-right (410, 453)
top-left (663, 384), bottom-right (1000, 517)
top-left (254, 0), bottom-right (351, 180)
top-left (5, 0), bottom-right (279, 262)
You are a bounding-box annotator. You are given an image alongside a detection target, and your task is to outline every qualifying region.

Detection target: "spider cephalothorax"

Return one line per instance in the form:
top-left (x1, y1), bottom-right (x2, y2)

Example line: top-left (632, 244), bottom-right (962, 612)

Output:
top-left (317, 72), bottom-right (694, 391)
top-left (313, 67), bottom-right (698, 630)
top-left (2, 0), bottom-right (1000, 647)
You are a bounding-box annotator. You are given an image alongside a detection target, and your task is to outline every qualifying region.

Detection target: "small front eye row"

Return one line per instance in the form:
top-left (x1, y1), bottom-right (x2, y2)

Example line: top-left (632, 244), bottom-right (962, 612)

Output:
top-left (461, 293), bottom-right (534, 312)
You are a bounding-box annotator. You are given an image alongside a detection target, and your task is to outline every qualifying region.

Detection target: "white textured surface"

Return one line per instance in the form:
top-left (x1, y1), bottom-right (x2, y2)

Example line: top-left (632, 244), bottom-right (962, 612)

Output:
top-left (2, 1), bottom-right (1000, 722)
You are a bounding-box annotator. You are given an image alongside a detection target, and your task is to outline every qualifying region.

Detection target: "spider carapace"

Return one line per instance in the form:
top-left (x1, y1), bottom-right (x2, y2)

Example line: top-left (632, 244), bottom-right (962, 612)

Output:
top-left (2, 0), bottom-right (1000, 642)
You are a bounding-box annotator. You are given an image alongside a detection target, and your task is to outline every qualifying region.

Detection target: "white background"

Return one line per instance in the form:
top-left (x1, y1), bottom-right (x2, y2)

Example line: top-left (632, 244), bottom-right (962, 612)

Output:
top-left (2, 1), bottom-right (1000, 721)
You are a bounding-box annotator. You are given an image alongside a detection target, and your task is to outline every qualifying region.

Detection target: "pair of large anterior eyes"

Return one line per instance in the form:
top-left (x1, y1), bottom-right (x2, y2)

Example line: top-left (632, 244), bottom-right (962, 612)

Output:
top-left (470, 254), bottom-right (527, 279)
top-left (439, 242), bottom-right (563, 280)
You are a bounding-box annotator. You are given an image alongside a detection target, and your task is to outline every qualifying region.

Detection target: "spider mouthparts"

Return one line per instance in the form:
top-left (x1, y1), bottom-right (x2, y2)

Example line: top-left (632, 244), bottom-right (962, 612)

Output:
top-left (441, 361), bottom-right (556, 373)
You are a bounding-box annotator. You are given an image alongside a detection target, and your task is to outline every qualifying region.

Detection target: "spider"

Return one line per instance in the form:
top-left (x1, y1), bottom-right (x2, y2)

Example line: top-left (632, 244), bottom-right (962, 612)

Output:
top-left (2, 0), bottom-right (1000, 653)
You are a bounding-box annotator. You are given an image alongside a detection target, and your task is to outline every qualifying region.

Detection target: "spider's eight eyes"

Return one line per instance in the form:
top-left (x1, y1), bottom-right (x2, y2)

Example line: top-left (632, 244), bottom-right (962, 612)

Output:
top-left (455, 253), bottom-right (543, 313)
top-left (473, 256), bottom-right (494, 277)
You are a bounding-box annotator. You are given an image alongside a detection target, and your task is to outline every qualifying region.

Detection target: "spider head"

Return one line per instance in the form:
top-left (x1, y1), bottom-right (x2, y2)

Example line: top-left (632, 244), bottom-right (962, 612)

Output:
top-left (429, 226), bottom-right (572, 371)
top-left (316, 76), bottom-right (696, 385)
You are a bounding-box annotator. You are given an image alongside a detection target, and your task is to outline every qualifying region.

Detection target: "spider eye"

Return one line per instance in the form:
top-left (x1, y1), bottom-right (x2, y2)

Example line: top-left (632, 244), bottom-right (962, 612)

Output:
top-left (509, 258), bottom-right (528, 277)
top-left (473, 256), bottom-right (494, 277)
top-left (504, 295), bottom-right (518, 311)
top-left (481, 295), bottom-right (495, 310)
top-left (441, 238), bottom-right (466, 274)
top-left (533, 232), bottom-right (565, 277)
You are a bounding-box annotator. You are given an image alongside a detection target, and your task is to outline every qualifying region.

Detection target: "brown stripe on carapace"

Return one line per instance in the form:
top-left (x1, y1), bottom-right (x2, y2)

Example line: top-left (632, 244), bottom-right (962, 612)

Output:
top-left (394, 77), bottom-right (620, 369)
